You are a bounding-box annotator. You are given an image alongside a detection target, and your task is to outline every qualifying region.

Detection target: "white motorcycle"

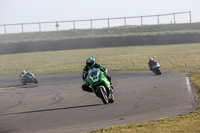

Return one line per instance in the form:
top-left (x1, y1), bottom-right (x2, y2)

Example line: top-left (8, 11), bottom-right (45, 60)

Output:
top-left (19, 72), bottom-right (38, 85)
top-left (151, 63), bottom-right (162, 75)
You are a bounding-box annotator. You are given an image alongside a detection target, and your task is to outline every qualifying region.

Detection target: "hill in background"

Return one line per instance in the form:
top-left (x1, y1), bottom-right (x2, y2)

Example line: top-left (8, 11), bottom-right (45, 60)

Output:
top-left (0, 23), bottom-right (200, 54)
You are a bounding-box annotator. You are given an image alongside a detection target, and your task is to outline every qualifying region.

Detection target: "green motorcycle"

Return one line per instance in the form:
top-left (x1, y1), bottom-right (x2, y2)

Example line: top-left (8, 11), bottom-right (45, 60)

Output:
top-left (87, 68), bottom-right (114, 104)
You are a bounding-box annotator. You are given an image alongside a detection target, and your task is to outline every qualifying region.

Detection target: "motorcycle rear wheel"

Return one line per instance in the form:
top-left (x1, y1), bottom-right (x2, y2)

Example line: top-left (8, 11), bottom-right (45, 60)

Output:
top-left (34, 78), bottom-right (38, 84)
top-left (155, 68), bottom-right (162, 75)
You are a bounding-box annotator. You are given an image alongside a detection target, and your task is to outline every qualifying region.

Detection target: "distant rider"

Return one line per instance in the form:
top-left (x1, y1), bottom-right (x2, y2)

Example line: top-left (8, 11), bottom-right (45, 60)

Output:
top-left (18, 70), bottom-right (33, 79)
top-left (82, 57), bottom-right (112, 93)
top-left (148, 57), bottom-right (158, 71)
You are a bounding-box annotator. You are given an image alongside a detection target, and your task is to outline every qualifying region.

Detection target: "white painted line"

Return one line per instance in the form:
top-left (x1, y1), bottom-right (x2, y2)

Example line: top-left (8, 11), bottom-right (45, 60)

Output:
top-left (185, 77), bottom-right (193, 97)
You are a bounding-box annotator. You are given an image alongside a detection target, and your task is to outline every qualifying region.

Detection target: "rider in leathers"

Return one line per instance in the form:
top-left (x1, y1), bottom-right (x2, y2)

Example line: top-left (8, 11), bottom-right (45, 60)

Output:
top-left (18, 70), bottom-right (33, 80)
top-left (148, 57), bottom-right (158, 71)
top-left (82, 57), bottom-right (112, 93)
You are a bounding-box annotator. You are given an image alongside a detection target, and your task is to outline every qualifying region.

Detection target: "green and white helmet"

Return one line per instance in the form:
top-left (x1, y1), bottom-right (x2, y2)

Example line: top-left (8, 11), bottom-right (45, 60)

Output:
top-left (86, 57), bottom-right (95, 68)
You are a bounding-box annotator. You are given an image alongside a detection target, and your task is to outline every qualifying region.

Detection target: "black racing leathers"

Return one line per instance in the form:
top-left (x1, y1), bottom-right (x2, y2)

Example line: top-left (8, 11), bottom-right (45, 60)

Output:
top-left (148, 61), bottom-right (158, 71)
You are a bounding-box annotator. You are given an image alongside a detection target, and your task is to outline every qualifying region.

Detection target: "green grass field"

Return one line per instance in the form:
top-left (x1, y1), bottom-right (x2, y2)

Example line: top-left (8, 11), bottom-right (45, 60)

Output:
top-left (1, 43), bottom-right (200, 133)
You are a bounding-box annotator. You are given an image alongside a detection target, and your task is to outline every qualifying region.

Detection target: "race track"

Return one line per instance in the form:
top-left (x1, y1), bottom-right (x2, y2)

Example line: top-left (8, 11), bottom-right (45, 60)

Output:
top-left (0, 71), bottom-right (197, 133)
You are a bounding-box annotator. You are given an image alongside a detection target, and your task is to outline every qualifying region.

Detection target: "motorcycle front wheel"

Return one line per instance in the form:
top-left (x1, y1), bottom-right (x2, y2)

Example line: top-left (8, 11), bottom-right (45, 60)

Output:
top-left (97, 87), bottom-right (109, 104)
top-left (21, 79), bottom-right (27, 85)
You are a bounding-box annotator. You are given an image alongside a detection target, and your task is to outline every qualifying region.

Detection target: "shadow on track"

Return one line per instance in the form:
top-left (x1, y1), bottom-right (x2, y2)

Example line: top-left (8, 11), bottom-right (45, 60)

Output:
top-left (0, 129), bottom-right (18, 133)
top-left (1, 104), bottom-right (102, 116)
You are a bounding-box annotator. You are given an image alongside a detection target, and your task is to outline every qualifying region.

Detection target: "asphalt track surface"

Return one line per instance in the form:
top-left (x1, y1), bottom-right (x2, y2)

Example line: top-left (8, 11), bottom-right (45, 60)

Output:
top-left (0, 71), bottom-right (197, 133)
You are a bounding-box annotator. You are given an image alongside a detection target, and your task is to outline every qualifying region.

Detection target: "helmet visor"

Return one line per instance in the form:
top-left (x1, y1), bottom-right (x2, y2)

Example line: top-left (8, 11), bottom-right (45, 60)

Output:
top-left (86, 62), bottom-right (94, 67)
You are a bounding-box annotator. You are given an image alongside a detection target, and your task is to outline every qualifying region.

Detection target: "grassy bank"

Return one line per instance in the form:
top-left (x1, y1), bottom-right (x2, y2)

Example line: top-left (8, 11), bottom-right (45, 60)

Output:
top-left (1, 43), bottom-right (200, 77)
top-left (1, 23), bottom-right (200, 44)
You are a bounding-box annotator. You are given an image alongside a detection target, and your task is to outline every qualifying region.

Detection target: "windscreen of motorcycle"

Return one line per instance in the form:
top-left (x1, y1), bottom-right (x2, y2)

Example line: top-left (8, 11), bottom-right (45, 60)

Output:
top-left (153, 63), bottom-right (160, 68)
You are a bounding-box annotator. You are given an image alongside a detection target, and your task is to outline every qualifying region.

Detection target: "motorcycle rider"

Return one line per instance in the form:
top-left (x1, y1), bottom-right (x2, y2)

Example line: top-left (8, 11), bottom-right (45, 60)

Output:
top-left (148, 57), bottom-right (158, 71)
top-left (18, 70), bottom-right (33, 80)
top-left (18, 70), bottom-right (26, 79)
top-left (82, 57), bottom-right (113, 93)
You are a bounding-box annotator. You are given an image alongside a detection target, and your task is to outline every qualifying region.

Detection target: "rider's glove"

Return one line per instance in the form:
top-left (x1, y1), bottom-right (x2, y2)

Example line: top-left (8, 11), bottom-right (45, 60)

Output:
top-left (84, 79), bottom-right (89, 86)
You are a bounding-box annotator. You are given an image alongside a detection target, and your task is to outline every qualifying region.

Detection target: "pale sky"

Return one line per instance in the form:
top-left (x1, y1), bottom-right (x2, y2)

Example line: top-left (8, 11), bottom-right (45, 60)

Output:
top-left (0, 0), bottom-right (200, 33)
